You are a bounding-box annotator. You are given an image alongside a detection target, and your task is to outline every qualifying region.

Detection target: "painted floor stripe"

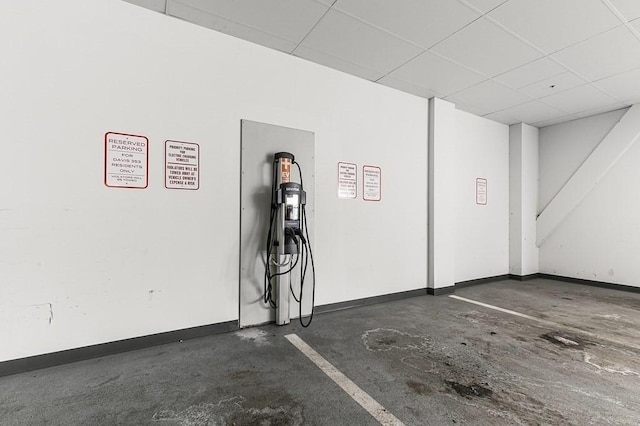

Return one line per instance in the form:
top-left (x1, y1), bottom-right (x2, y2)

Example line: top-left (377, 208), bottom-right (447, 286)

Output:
top-left (449, 295), bottom-right (542, 322)
top-left (285, 333), bottom-right (405, 426)
top-left (448, 295), bottom-right (640, 352)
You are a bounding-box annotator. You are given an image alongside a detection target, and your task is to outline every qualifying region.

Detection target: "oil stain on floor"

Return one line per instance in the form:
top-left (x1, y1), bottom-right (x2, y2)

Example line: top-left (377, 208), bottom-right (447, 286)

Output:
top-left (361, 326), bottom-right (591, 425)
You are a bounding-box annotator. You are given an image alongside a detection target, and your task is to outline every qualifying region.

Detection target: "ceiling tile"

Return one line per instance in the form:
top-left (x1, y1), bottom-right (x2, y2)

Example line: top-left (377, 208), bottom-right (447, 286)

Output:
top-left (485, 100), bottom-right (565, 125)
top-left (594, 67), bottom-right (640, 101)
top-left (539, 84), bottom-right (619, 114)
top-left (376, 76), bottom-right (441, 99)
top-left (170, 0), bottom-right (329, 44)
top-left (488, 0), bottom-right (621, 53)
top-left (167, 1), bottom-right (297, 52)
top-left (533, 114), bottom-right (578, 128)
top-left (123, 0), bottom-right (166, 12)
top-left (608, 0), bottom-right (640, 21)
top-left (293, 45), bottom-right (384, 81)
top-left (520, 72), bottom-right (587, 99)
top-left (298, 9), bottom-right (423, 75)
top-left (458, 0), bottom-right (509, 14)
top-left (430, 18), bottom-right (541, 77)
top-left (493, 58), bottom-right (567, 89)
top-left (445, 80), bottom-right (532, 116)
top-left (335, 0), bottom-right (480, 49)
top-left (482, 110), bottom-right (519, 125)
top-left (387, 51), bottom-right (487, 97)
top-left (569, 104), bottom-right (628, 120)
top-left (551, 26), bottom-right (640, 81)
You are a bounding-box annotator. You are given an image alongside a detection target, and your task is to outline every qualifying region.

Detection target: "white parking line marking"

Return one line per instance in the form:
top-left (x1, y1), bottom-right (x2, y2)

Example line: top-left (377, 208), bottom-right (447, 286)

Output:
top-left (448, 294), bottom-right (640, 352)
top-left (449, 295), bottom-right (541, 321)
top-left (285, 333), bottom-right (405, 426)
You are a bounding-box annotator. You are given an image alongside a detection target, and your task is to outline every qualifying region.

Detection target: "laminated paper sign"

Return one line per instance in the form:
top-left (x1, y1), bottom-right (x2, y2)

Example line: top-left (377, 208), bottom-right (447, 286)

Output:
top-left (337, 162), bottom-right (357, 199)
top-left (476, 178), bottom-right (487, 205)
top-left (363, 165), bottom-right (381, 201)
top-left (165, 140), bottom-right (199, 190)
top-left (104, 132), bottom-right (148, 189)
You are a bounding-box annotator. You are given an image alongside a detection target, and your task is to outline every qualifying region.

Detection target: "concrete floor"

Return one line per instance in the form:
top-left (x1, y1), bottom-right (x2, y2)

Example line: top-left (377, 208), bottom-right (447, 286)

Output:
top-left (1, 278), bottom-right (640, 425)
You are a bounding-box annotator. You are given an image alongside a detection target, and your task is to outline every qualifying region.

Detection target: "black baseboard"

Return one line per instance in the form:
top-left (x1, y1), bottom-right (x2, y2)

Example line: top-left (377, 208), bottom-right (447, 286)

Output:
top-left (456, 274), bottom-right (510, 288)
top-left (538, 273), bottom-right (640, 293)
top-left (5, 273), bottom-right (637, 378)
top-left (427, 286), bottom-right (455, 296)
top-left (0, 320), bottom-right (238, 378)
top-left (509, 273), bottom-right (540, 281)
top-left (316, 288), bottom-right (427, 314)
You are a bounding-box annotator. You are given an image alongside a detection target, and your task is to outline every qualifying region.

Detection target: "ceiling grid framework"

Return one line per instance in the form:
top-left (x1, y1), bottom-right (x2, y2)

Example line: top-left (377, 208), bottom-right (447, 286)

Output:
top-left (124, 0), bottom-right (640, 127)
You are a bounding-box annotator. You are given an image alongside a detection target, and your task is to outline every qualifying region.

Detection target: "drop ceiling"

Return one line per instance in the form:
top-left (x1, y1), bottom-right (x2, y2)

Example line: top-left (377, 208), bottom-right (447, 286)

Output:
top-left (124, 0), bottom-right (640, 127)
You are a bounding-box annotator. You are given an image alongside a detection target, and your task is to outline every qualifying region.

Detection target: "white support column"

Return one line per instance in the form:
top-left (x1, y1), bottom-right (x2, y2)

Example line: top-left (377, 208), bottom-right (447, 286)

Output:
top-left (428, 98), bottom-right (456, 293)
top-left (537, 104), bottom-right (640, 246)
top-left (509, 123), bottom-right (539, 277)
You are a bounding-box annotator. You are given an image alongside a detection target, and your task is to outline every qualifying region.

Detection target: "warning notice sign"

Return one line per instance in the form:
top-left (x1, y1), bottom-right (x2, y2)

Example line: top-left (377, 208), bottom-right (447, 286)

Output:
top-left (104, 132), bottom-right (148, 189)
top-left (337, 162), bottom-right (357, 199)
top-left (165, 140), bottom-right (199, 190)
top-left (476, 178), bottom-right (487, 205)
top-left (363, 165), bottom-right (381, 201)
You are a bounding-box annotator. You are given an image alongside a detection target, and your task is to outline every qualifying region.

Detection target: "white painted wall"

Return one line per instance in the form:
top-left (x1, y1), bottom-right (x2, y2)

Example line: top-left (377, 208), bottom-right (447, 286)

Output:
top-left (539, 108), bottom-right (640, 288)
top-left (455, 111), bottom-right (510, 283)
top-left (538, 109), bottom-right (627, 213)
top-left (0, 0), bottom-right (428, 362)
top-left (428, 99), bottom-right (456, 290)
top-left (509, 123), bottom-right (539, 276)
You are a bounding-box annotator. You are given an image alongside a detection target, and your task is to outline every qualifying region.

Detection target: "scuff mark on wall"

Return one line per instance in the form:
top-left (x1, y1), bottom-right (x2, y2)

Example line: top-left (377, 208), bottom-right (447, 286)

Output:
top-left (48, 303), bottom-right (53, 325)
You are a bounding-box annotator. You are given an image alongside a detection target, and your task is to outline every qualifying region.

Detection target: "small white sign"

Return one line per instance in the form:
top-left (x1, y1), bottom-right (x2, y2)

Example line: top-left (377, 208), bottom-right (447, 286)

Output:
top-left (104, 132), bottom-right (148, 189)
top-left (165, 140), bottom-right (199, 190)
top-left (476, 178), bottom-right (487, 205)
top-left (363, 165), bottom-right (381, 201)
top-left (337, 162), bottom-right (357, 199)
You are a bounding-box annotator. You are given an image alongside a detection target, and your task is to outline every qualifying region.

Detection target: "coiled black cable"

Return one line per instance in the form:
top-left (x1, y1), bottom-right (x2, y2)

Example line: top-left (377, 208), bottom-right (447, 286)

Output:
top-left (294, 161), bottom-right (316, 328)
top-left (263, 157), bottom-right (279, 308)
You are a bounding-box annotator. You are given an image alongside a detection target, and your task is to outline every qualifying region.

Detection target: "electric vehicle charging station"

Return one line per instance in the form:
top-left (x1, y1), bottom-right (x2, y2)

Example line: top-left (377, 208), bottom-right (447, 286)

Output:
top-left (239, 120), bottom-right (315, 329)
top-left (264, 152), bottom-right (315, 326)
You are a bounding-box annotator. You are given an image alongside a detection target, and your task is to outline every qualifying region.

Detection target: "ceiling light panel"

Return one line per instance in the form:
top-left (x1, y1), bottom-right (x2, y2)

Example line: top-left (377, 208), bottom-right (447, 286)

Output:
top-left (488, 0), bottom-right (621, 54)
top-left (387, 51), bottom-right (486, 96)
top-left (298, 9), bottom-right (423, 75)
top-left (335, 0), bottom-right (480, 49)
top-left (551, 26), bottom-right (640, 81)
top-left (430, 18), bottom-right (541, 77)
